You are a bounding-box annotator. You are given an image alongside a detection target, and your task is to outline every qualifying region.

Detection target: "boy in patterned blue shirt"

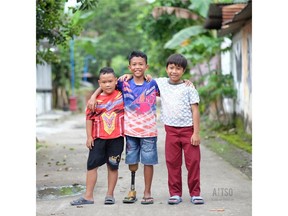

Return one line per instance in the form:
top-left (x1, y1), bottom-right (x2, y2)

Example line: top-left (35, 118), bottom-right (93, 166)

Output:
top-left (120, 53), bottom-right (204, 205)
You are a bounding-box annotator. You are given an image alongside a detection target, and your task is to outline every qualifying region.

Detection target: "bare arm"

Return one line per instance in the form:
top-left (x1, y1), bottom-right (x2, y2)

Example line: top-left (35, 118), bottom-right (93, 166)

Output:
top-left (86, 120), bottom-right (94, 149)
top-left (145, 75), bottom-right (192, 85)
top-left (87, 87), bottom-right (102, 112)
top-left (119, 74), bottom-right (151, 82)
top-left (118, 74), bottom-right (133, 81)
top-left (191, 103), bottom-right (200, 146)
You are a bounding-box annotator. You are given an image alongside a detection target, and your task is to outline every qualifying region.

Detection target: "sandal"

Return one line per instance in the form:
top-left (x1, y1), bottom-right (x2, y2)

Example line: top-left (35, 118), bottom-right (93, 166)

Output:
top-left (141, 197), bottom-right (154, 205)
top-left (70, 197), bottom-right (94, 206)
top-left (104, 196), bottom-right (115, 205)
top-left (168, 195), bottom-right (182, 205)
top-left (191, 196), bottom-right (204, 205)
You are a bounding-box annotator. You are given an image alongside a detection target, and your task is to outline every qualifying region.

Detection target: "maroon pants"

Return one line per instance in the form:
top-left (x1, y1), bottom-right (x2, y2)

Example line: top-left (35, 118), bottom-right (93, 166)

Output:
top-left (164, 125), bottom-right (201, 197)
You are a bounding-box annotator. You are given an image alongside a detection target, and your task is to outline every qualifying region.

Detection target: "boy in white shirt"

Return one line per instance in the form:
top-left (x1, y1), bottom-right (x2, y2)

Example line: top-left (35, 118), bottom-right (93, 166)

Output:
top-left (155, 53), bottom-right (204, 205)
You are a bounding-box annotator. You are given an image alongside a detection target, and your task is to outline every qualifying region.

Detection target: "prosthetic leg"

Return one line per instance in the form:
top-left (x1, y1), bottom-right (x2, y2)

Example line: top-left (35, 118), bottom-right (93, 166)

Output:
top-left (123, 164), bottom-right (138, 203)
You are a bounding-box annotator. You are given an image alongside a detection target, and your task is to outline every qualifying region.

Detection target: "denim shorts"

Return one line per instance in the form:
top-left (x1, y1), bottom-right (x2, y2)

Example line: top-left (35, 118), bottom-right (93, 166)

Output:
top-left (125, 135), bottom-right (158, 165)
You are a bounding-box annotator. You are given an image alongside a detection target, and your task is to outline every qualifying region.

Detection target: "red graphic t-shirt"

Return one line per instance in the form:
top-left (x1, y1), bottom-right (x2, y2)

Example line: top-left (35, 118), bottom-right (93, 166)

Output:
top-left (86, 90), bottom-right (124, 139)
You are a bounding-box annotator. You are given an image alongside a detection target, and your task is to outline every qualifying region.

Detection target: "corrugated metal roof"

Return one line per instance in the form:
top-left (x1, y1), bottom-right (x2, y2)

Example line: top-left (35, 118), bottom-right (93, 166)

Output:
top-left (204, 0), bottom-right (252, 36)
top-left (222, 4), bottom-right (247, 25)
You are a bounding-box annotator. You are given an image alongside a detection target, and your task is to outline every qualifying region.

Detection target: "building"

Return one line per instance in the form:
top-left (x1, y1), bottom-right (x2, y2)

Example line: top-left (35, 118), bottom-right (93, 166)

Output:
top-left (204, 0), bottom-right (252, 133)
top-left (36, 62), bottom-right (52, 115)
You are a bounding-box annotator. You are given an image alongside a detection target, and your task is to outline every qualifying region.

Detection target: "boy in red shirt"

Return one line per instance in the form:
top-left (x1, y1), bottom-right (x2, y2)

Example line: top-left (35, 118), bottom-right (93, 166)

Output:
top-left (70, 67), bottom-right (124, 205)
top-left (87, 51), bottom-right (160, 205)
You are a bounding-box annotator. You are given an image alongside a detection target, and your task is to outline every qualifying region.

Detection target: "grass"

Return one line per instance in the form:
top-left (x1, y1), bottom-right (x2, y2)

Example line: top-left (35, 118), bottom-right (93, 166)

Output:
top-left (200, 117), bottom-right (252, 179)
top-left (36, 142), bottom-right (43, 150)
top-left (200, 116), bottom-right (252, 154)
top-left (218, 133), bottom-right (252, 153)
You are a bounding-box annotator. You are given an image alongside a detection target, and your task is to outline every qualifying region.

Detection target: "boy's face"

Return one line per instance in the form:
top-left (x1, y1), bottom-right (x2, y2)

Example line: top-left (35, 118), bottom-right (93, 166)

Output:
top-left (128, 57), bottom-right (149, 78)
top-left (98, 73), bottom-right (117, 95)
top-left (166, 64), bottom-right (185, 83)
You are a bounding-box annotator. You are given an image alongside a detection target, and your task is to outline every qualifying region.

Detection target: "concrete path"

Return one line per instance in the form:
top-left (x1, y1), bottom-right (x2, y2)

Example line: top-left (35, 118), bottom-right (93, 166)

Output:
top-left (36, 111), bottom-right (251, 216)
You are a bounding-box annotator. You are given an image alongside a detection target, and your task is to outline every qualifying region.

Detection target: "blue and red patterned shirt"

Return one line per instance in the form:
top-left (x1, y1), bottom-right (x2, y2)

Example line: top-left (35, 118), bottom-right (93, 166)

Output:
top-left (117, 79), bottom-right (160, 137)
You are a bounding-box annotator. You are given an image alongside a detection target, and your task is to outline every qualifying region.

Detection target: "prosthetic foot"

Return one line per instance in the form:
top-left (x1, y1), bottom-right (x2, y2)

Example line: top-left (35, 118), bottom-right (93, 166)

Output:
top-left (123, 164), bottom-right (138, 203)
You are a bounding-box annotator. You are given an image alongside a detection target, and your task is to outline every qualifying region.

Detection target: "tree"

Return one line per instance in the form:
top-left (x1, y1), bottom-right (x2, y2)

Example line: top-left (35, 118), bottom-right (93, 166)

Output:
top-left (137, 0), bottom-right (197, 76)
top-left (36, 0), bottom-right (99, 110)
top-left (36, 0), bottom-right (99, 64)
top-left (45, 0), bottom-right (150, 109)
top-left (78, 0), bottom-right (149, 73)
top-left (139, 0), bottom-right (236, 123)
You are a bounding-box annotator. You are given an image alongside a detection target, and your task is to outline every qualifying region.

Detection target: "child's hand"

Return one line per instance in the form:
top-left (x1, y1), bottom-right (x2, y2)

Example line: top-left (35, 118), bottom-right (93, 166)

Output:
top-left (87, 98), bottom-right (97, 112)
top-left (86, 137), bottom-right (94, 149)
top-left (184, 79), bottom-right (195, 88)
top-left (144, 74), bottom-right (152, 82)
top-left (118, 74), bottom-right (133, 82)
top-left (191, 134), bottom-right (200, 146)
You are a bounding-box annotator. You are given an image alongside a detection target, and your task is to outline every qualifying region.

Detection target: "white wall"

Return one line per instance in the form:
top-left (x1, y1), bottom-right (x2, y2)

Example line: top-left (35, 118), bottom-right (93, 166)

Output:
top-left (230, 22), bottom-right (252, 133)
top-left (36, 92), bottom-right (52, 115)
top-left (36, 63), bottom-right (52, 115)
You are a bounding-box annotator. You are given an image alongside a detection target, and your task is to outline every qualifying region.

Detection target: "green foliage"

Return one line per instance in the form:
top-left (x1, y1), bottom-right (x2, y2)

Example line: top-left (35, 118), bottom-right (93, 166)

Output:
top-left (111, 55), bottom-right (128, 77)
top-left (187, 0), bottom-right (234, 19)
top-left (36, 142), bottom-right (43, 150)
top-left (49, 0), bottom-right (152, 105)
top-left (137, 0), bottom-right (195, 76)
top-left (204, 113), bottom-right (251, 146)
top-left (201, 115), bottom-right (252, 154)
top-left (39, 0), bottom-right (239, 119)
top-left (76, 0), bottom-right (99, 11)
top-left (76, 0), bottom-right (149, 75)
top-left (154, 0), bottom-right (236, 124)
top-left (188, 0), bottom-right (212, 18)
top-left (160, 1), bottom-right (229, 68)
top-left (151, 0), bottom-right (232, 83)
top-left (51, 45), bottom-right (71, 88)
top-left (180, 35), bottom-right (225, 65)
top-left (200, 72), bottom-right (236, 99)
top-left (138, 0), bottom-right (231, 80)
top-left (164, 25), bottom-right (207, 49)
top-left (197, 71), bottom-right (237, 114)
top-left (36, 0), bottom-right (99, 64)
top-left (218, 133), bottom-right (252, 153)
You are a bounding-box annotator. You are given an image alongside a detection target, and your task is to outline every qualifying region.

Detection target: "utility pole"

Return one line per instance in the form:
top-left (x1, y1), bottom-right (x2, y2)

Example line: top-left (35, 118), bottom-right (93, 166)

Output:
top-left (69, 37), bottom-right (77, 111)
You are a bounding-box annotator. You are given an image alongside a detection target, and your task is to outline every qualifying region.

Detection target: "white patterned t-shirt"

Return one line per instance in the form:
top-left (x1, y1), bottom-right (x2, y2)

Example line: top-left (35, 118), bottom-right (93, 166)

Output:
top-left (155, 77), bottom-right (200, 127)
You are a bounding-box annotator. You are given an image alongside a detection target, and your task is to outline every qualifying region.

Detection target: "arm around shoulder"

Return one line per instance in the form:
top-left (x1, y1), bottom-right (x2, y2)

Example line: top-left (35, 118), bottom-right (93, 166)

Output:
top-left (87, 87), bottom-right (102, 111)
top-left (118, 74), bottom-right (133, 81)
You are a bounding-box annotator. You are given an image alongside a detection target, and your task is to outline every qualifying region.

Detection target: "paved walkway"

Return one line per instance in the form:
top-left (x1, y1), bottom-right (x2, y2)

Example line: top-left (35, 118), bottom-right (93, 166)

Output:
top-left (36, 111), bottom-right (251, 216)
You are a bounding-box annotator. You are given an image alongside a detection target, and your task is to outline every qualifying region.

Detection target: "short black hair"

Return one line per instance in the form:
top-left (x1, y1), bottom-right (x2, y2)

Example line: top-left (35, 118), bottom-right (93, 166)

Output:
top-left (166, 53), bottom-right (187, 70)
top-left (128, 50), bottom-right (148, 64)
top-left (99, 67), bottom-right (116, 77)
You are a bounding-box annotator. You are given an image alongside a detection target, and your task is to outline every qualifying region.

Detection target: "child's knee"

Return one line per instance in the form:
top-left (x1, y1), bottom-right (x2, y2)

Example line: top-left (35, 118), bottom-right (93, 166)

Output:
top-left (108, 155), bottom-right (121, 170)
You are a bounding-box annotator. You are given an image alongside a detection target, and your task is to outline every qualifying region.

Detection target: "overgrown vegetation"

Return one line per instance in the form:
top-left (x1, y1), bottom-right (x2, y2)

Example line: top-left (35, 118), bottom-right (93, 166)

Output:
top-left (201, 115), bottom-right (252, 154)
top-left (218, 133), bottom-right (252, 153)
top-left (36, 142), bottom-right (43, 150)
top-left (200, 114), bottom-right (252, 179)
top-left (36, 0), bottom-right (99, 64)
top-left (197, 70), bottom-right (236, 114)
top-left (36, 0), bottom-right (251, 137)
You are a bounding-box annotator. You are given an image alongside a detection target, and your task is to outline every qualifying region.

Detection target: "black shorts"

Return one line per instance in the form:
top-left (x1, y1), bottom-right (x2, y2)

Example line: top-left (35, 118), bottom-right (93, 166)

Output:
top-left (87, 136), bottom-right (124, 170)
